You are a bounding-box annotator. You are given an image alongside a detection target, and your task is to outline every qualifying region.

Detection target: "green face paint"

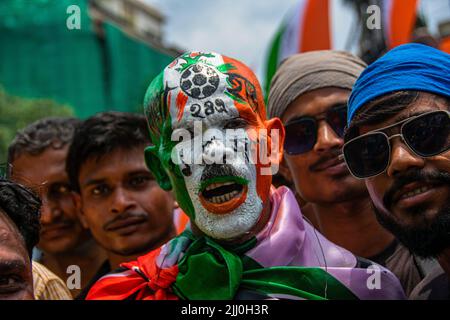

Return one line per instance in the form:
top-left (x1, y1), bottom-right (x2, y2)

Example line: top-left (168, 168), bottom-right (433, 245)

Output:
top-left (198, 176), bottom-right (249, 194)
top-left (143, 71), bottom-right (197, 220)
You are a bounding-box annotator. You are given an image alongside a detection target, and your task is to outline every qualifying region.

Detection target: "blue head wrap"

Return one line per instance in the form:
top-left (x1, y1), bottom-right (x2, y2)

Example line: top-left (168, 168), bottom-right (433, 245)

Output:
top-left (348, 43), bottom-right (450, 125)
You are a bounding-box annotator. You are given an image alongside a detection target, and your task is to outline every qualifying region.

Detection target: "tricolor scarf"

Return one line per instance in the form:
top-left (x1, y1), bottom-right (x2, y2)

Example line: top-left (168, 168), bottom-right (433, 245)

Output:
top-left (86, 187), bottom-right (406, 300)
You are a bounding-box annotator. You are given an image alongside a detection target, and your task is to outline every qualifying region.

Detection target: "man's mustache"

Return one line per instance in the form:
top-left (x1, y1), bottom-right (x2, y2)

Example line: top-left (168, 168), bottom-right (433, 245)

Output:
top-left (309, 148), bottom-right (343, 172)
top-left (103, 211), bottom-right (148, 231)
top-left (383, 168), bottom-right (450, 210)
top-left (200, 164), bottom-right (240, 182)
top-left (41, 217), bottom-right (74, 231)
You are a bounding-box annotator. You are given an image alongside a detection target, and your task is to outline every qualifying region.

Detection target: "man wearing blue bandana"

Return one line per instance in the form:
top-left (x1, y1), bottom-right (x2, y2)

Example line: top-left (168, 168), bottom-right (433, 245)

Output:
top-left (344, 44), bottom-right (450, 299)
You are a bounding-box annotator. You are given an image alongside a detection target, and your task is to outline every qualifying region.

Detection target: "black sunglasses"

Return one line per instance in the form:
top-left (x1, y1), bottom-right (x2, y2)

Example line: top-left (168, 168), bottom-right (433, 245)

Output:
top-left (284, 104), bottom-right (347, 155)
top-left (342, 110), bottom-right (450, 179)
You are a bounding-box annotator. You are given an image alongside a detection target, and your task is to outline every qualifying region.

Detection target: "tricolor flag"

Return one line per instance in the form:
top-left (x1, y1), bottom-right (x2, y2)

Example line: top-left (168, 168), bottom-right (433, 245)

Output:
top-left (263, 0), bottom-right (450, 98)
top-left (383, 0), bottom-right (419, 49)
top-left (264, 0), bottom-right (333, 96)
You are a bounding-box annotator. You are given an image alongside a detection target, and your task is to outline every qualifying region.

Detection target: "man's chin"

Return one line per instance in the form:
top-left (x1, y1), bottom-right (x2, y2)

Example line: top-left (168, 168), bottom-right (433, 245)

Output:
top-left (374, 204), bottom-right (450, 258)
top-left (389, 201), bottom-right (444, 227)
top-left (194, 204), bottom-right (262, 241)
top-left (38, 239), bottom-right (78, 255)
top-left (110, 241), bottom-right (157, 257)
top-left (304, 182), bottom-right (367, 204)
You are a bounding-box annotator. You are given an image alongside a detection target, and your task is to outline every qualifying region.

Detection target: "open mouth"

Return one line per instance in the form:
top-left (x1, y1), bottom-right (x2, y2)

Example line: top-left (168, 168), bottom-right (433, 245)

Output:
top-left (394, 182), bottom-right (439, 202)
top-left (399, 185), bottom-right (433, 200)
top-left (391, 181), bottom-right (446, 210)
top-left (198, 176), bottom-right (248, 214)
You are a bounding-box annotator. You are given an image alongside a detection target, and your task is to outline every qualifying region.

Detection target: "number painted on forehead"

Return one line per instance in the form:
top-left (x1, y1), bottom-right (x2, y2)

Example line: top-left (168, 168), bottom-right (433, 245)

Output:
top-left (189, 99), bottom-right (229, 119)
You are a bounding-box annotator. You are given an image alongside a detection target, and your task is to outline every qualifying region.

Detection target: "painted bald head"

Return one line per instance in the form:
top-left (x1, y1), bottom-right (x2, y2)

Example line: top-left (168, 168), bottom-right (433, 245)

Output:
top-left (144, 51), bottom-right (284, 241)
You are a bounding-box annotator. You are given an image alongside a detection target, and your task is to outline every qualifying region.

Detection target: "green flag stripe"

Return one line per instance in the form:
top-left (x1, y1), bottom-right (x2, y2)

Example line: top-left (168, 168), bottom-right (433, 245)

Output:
top-left (264, 23), bottom-right (287, 101)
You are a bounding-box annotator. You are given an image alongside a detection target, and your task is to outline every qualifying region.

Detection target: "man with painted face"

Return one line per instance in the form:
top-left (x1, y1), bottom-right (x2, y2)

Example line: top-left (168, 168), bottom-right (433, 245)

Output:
top-left (344, 44), bottom-right (450, 299)
top-left (267, 51), bottom-right (426, 296)
top-left (87, 51), bottom-right (405, 300)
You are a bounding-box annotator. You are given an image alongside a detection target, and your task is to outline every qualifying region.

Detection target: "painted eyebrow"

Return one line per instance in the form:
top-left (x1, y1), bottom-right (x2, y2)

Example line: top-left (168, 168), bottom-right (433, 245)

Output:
top-left (0, 259), bottom-right (26, 273)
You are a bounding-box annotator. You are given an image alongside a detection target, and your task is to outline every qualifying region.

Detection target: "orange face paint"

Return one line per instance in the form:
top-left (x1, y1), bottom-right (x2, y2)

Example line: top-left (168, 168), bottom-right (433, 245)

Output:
top-left (199, 185), bottom-right (248, 215)
top-left (176, 91), bottom-right (188, 122)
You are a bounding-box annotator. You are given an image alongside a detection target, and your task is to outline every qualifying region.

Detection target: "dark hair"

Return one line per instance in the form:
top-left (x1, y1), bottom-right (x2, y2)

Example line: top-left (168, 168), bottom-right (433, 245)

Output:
top-left (66, 112), bottom-right (151, 192)
top-left (0, 179), bottom-right (41, 258)
top-left (7, 117), bottom-right (81, 168)
top-left (344, 91), bottom-right (420, 142)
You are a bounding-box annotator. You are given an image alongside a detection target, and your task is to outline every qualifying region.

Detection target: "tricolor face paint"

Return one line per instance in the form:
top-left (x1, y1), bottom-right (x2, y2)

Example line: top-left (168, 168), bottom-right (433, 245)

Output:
top-left (144, 52), bottom-right (284, 241)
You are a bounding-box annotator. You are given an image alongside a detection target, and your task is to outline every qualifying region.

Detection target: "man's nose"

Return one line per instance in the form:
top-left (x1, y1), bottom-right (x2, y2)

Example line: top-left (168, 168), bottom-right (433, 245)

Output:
top-left (202, 139), bottom-right (234, 164)
top-left (313, 121), bottom-right (343, 153)
top-left (386, 140), bottom-right (425, 177)
top-left (110, 188), bottom-right (135, 214)
top-left (40, 196), bottom-right (63, 225)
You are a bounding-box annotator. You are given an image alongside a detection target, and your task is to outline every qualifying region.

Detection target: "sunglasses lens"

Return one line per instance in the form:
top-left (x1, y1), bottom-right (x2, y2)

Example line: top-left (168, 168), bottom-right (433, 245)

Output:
top-left (402, 111), bottom-right (450, 157)
top-left (327, 105), bottom-right (347, 138)
top-left (344, 133), bottom-right (390, 178)
top-left (284, 118), bottom-right (317, 155)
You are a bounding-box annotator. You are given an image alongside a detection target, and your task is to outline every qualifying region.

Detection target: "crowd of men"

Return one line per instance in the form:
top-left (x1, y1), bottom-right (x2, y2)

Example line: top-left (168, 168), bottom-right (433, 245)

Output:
top-left (0, 43), bottom-right (448, 300)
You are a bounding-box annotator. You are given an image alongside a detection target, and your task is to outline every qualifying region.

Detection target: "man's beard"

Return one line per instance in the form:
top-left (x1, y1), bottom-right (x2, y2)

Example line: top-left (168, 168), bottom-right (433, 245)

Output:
top-left (373, 203), bottom-right (450, 259)
top-left (375, 168), bottom-right (450, 258)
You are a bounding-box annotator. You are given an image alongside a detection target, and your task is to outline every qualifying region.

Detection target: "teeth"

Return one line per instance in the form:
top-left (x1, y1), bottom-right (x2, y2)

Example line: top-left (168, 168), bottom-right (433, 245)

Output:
top-left (401, 186), bottom-right (431, 199)
top-left (206, 190), bottom-right (241, 204)
top-left (205, 181), bottom-right (235, 191)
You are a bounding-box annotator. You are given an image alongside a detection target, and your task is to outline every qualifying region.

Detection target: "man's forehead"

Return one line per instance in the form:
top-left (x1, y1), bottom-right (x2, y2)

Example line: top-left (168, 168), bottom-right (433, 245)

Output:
top-left (360, 92), bottom-right (448, 133)
top-left (79, 147), bottom-right (149, 185)
top-left (0, 213), bottom-right (26, 255)
top-left (283, 88), bottom-right (349, 123)
top-left (11, 147), bottom-right (69, 185)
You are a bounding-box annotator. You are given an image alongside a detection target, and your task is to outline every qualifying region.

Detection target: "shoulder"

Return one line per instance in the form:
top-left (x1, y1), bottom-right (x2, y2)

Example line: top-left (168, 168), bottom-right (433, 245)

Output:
top-left (86, 249), bottom-right (162, 300)
top-left (409, 265), bottom-right (450, 300)
top-left (32, 261), bottom-right (72, 300)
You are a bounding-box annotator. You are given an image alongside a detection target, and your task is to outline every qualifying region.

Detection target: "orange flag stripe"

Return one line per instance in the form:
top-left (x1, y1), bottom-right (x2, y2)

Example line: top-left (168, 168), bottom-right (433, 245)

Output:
top-left (300, 0), bottom-right (331, 52)
top-left (388, 0), bottom-right (418, 48)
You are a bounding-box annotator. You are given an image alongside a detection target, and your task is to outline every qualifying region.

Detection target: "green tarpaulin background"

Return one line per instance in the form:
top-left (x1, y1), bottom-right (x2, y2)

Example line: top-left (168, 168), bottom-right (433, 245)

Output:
top-left (0, 0), bottom-right (176, 118)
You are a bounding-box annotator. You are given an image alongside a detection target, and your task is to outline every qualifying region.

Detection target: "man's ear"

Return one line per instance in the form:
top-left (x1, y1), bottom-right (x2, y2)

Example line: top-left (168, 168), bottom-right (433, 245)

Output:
top-left (278, 157), bottom-right (293, 185)
top-left (144, 146), bottom-right (172, 191)
top-left (72, 192), bottom-right (89, 229)
top-left (264, 117), bottom-right (285, 166)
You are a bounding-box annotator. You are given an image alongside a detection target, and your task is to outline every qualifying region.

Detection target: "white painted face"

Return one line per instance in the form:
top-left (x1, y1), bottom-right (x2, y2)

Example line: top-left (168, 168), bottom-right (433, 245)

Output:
top-left (164, 52), bottom-right (264, 240)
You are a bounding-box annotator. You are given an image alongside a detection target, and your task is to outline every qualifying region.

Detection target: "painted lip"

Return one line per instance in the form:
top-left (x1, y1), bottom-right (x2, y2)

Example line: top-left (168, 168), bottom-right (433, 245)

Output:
top-left (198, 176), bottom-right (249, 214)
top-left (393, 181), bottom-right (445, 209)
top-left (312, 155), bottom-right (348, 175)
